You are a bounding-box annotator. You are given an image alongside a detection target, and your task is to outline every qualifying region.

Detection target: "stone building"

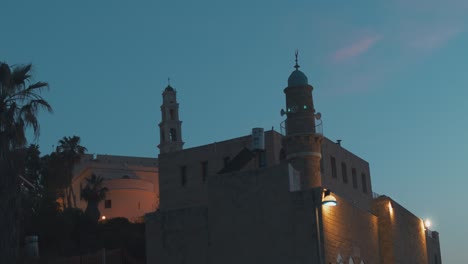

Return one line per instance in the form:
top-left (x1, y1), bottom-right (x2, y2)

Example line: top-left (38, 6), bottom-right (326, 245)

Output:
top-left (145, 55), bottom-right (442, 264)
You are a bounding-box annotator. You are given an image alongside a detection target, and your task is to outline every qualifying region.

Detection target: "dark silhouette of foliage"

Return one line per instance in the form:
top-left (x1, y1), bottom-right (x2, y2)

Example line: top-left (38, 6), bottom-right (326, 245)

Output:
top-left (80, 174), bottom-right (108, 223)
top-left (0, 62), bottom-right (51, 263)
top-left (55, 135), bottom-right (87, 208)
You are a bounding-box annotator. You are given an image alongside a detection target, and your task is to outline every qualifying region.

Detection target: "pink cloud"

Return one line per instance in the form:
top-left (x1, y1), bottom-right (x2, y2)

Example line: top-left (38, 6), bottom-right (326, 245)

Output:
top-left (332, 35), bottom-right (382, 62)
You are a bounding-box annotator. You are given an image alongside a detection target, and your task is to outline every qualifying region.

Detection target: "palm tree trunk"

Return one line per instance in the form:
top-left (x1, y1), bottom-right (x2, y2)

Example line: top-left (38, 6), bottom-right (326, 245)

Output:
top-left (66, 187), bottom-right (72, 209)
top-left (70, 186), bottom-right (77, 208)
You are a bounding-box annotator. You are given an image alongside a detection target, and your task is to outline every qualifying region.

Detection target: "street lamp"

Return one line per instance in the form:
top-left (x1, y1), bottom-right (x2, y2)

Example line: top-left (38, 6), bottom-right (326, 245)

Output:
top-left (322, 190), bottom-right (337, 207)
top-left (316, 189), bottom-right (338, 264)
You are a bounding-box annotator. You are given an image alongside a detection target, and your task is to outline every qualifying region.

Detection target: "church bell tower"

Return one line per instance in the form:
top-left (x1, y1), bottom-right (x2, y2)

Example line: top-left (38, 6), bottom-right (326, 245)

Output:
top-left (158, 84), bottom-right (184, 154)
top-left (282, 51), bottom-right (323, 189)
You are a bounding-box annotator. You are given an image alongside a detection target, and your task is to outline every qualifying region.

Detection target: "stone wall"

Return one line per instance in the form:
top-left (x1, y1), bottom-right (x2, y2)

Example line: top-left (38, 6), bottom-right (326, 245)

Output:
top-left (322, 193), bottom-right (380, 264)
top-left (146, 207), bottom-right (209, 264)
top-left (321, 138), bottom-right (372, 211)
top-left (373, 196), bottom-right (429, 264)
top-left (158, 130), bottom-right (283, 210)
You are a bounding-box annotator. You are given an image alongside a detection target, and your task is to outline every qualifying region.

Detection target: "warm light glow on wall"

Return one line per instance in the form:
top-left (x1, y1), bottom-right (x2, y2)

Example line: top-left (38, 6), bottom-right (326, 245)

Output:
top-left (101, 215), bottom-right (106, 220)
top-left (388, 201), bottom-right (393, 214)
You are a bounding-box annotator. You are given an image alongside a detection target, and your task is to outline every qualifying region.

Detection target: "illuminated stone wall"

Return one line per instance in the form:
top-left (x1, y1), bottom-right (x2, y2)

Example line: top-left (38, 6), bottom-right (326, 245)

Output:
top-left (322, 193), bottom-right (380, 264)
top-left (373, 196), bottom-right (429, 264)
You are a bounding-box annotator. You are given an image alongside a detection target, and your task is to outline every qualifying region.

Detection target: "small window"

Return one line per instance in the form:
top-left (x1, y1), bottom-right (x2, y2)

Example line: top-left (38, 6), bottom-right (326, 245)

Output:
top-left (161, 130), bottom-right (165, 141)
top-left (279, 149), bottom-right (286, 161)
top-left (223, 156), bottom-right (230, 167)
top-left (258, 151), bottom-right (266, 167)
top-left (170, 109), bottom-right (175, 120)
top-left (105, 200), bottom-right (112, 208)
top-left (138, 201), bottom-right (141, 210)
top-left (352, 168), bottom-right (357, 189)
top-left (361, 173), bottom-right (368, 193)
top-left (180, 166), bottom-right (187, 187)
top-left (320, 154), bottom-right (324, 173)
top-left (341, 162), bottom-right (348, 183)
top-left (201, 161), bottom-right (208, 183)
top-left (170, 128), bottom-right (177, 141)
top-left (330, 156), bottom-right (337, 178)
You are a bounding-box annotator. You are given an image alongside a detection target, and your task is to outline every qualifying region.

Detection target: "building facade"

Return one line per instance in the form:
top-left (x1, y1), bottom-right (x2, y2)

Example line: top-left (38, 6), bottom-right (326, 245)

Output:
top-left (71, 154), bottom-right (159, 222)
top-left (145, 55), bottom-right (442, 263)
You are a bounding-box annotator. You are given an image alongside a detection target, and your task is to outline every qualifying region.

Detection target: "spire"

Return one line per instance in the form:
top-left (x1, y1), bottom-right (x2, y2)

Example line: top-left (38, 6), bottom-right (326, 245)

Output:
top-left (168, 77), bottom-right (171, 86)
top-left (288, 50), bottom-right (308, 87)
top-left (294, 49), bottom-right (300, 70)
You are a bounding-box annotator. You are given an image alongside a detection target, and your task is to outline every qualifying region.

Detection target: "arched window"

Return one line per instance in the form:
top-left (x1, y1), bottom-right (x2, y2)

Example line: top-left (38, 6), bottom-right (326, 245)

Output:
top-left (336, 254), bottom-right (344, 264)
top-left (170, 109), bottom-right (175, 120)
top-left (170, 128), bottom-right (177, 141)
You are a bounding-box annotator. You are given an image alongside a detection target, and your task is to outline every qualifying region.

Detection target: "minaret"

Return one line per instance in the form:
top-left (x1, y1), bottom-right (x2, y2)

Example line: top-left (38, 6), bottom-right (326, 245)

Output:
top-left (158, 82), bottom-right (184, 154)
top-left (282, 51), bottom-right (323, 189)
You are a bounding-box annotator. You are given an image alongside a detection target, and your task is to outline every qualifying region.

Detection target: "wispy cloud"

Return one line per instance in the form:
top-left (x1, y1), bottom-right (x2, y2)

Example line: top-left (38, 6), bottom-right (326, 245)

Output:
top-left (407, 26), bottom-right (463, 52)
top-left (332, 35), bottom-right (382, 62)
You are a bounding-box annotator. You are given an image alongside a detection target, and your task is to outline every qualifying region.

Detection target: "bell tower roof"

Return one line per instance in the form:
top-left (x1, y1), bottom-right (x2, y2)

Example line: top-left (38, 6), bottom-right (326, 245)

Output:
top-left (164, 78), bottom-right (175, 92)
top-left (164, 85), bottom-right (175, 92)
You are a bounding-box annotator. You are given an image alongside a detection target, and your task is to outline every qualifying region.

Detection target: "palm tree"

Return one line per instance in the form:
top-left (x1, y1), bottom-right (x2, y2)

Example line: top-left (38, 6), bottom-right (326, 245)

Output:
top-left (56, 136), bottom-right (87, 209)
top-left (80, 174), bottom-right (108, 223)
top-left (0, 62), bottom-right (51, 263)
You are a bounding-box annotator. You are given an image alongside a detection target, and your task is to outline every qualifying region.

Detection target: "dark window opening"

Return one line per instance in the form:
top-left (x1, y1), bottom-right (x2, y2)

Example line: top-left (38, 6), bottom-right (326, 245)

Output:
top-left (223, 156), bottom-right (231, 167)
top-left (138, 201), bottom-right (141, 210)
top-left (331, 156), bottom-right (337, 178)
top-left (105, 200), bottom-right (112, 208)
top-left (258, 151), bottom-right (266, 167)
top-left (180, 166), bottom-right (187, 187)
top-left (170, 128), bottom-right (177, 141)
top-left (161, 130), bottom-right (165, 141)
top-left (361, 173), bottom-right (368, 193)
top-left (320, 153), bottom-right (324, 173)
top-left (352, 168), bottom-right (357, 189)
top-left (341, 162), bottom-right (348, 183)
top-left (279, 148), bottom-right (286, 161)
top-left (201, 161), bottom-right (208, 183)
top-left (170, 109), bottom-right (175, 120)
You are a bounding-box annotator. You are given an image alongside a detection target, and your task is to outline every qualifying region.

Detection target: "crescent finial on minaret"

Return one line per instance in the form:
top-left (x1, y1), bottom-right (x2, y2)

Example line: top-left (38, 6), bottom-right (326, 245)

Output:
top-left (294, 50), bottom-right (300, 70)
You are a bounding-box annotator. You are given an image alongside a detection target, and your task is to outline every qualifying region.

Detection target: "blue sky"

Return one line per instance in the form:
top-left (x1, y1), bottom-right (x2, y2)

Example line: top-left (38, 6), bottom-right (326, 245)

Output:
top-left (2, 0), bottom-right (467, 261)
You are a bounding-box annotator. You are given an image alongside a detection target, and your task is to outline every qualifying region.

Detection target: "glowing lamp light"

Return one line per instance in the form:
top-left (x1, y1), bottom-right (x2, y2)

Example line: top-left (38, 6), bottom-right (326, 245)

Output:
top-left (101, 216), bottom-right (106, 220)
top-left (424, 219), bottom-right (432, 229)
top-left (322, 190), bottom-right (337, 207)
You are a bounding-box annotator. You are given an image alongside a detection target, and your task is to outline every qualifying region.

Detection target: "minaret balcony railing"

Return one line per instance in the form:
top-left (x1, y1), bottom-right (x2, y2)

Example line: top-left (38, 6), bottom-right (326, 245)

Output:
top-left (280, 118), bottom-right (323, 136)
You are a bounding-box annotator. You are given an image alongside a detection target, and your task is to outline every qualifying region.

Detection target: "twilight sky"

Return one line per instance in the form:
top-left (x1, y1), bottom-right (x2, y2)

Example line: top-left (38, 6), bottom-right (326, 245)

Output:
top-left (2, 0), bottom-right (467, 261)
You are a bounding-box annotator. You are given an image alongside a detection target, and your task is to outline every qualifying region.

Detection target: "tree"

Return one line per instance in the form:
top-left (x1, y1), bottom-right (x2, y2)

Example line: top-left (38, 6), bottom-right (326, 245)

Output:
top-left (80, 174), bottom-right (108, 223)
top-left (0, 62), bottom-right (51, 262)
top-left (56, 136), bottom-right (87, 208)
